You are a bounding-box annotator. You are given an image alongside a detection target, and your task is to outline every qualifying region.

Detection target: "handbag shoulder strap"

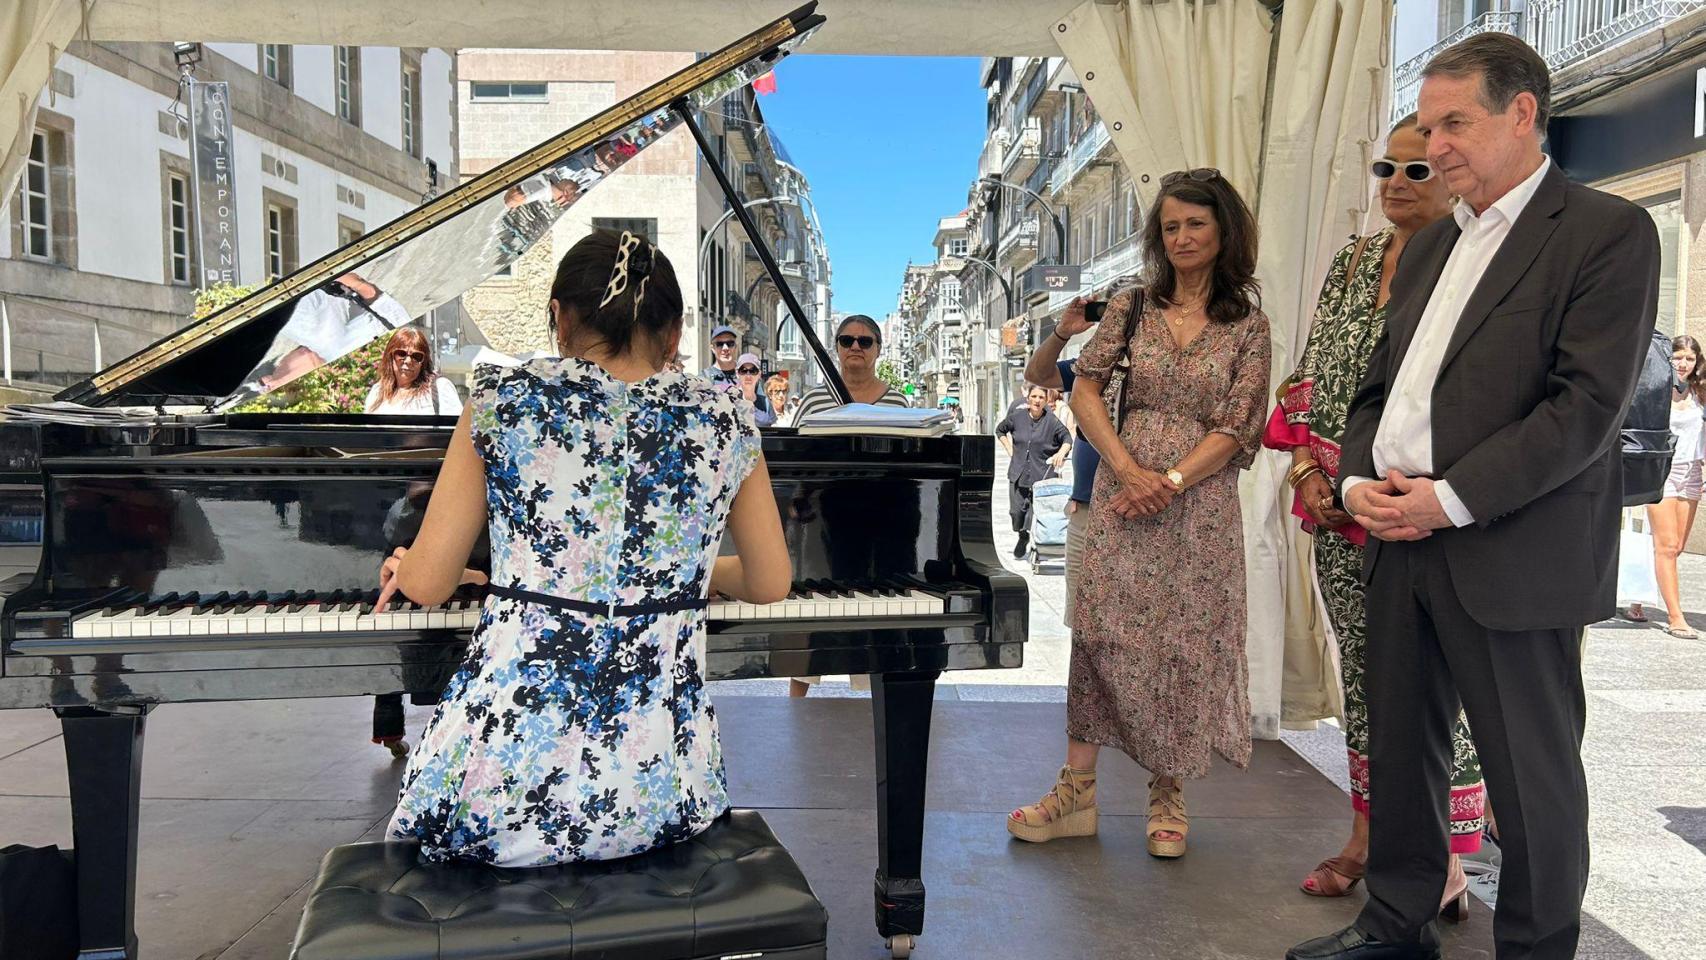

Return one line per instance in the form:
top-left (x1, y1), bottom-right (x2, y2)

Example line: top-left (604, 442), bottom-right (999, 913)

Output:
top-left (1342, 233), bottom-right (1375, 287)
top-left (1113, 286), bottom-right (1144, 367)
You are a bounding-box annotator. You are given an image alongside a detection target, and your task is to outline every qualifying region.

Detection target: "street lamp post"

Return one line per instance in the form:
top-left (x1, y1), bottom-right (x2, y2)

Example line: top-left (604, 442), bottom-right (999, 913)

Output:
top-left (697, 195), bottom-right (800, 295)
top-left (959, 255), bottom-right (1014, 324)
top-left (978, 177), bottom-right (1068, 265)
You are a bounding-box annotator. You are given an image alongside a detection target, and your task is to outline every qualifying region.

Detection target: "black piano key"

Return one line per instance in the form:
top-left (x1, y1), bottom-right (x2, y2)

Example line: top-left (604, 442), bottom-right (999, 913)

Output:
top-left (195, 591), bottom-right (230, 613)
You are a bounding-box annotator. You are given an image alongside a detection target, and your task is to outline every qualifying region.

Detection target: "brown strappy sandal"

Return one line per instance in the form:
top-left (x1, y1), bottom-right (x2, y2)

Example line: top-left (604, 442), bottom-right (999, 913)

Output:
top-left (1147, 776), bottom-right (1187, 858)
top-left (1300, 856), bottom-right (1366, 897)
top-left (1007, 765), bottom-right (1098, 843)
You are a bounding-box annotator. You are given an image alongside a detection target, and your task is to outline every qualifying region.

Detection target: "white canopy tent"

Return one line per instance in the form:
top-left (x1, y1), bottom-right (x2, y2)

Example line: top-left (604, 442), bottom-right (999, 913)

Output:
top-left (1, 0), bottom-right (1394, 738)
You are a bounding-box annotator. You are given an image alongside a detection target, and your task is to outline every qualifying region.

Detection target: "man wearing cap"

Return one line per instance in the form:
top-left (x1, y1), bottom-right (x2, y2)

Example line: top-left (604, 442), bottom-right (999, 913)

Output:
top-left (703, 325), bottom-right (741, 388)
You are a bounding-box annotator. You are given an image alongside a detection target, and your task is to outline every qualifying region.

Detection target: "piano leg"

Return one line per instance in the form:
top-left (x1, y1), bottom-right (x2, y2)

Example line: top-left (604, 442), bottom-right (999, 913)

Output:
top-left (56, 705), bottom-right (149, 960)
top-left (870, 670), bottom-right (937, 957)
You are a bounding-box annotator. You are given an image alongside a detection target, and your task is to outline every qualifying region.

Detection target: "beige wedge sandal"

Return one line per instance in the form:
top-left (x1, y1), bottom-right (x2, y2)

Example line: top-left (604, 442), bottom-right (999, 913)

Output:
top-left (1147, 776), bottom-right (1187, 858)
top-left (1007, 766), bottom-right (1098, 843)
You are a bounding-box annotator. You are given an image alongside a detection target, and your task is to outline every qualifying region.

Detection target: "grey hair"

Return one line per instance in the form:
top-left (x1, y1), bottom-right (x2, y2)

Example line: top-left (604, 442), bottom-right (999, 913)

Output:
top-left (1422, 32), bottom-right (1551, 132)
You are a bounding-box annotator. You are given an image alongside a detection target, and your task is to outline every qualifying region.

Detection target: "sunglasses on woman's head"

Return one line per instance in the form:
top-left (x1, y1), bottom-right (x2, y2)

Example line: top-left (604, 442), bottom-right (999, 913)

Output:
top-left (1371, 159), bottom-right (1435, 182)
top-left (1161, 167), bottom-right (1221, 186)
top-left (837, 335), bottom-right (877, 349)
top-left (737, 365), bottom-right (760, 375)
top-left (393, 350), bottom-right (427, 363)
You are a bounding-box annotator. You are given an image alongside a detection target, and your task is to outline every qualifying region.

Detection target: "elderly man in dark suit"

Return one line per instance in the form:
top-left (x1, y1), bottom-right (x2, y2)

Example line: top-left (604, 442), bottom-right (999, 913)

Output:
top-left (1287, 32), bottom-right (1660, 960)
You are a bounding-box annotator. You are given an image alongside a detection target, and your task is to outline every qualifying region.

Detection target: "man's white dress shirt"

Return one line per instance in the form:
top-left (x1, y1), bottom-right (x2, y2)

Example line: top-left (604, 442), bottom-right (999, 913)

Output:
top-left (1345, 157), bottom-right (1552, 526)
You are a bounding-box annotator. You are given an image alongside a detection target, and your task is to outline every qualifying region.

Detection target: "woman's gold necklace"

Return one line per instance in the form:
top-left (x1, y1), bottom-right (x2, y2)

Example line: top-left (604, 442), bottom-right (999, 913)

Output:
top-left (1167, 297), bottom-right (1207, 326)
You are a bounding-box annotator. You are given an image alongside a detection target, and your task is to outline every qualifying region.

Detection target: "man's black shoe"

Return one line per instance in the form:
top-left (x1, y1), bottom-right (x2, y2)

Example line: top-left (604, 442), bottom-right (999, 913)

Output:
top-left (1285, 926), bottom-right (1440, 960)
top-left (1014, 534), bottom-right (1029, 559)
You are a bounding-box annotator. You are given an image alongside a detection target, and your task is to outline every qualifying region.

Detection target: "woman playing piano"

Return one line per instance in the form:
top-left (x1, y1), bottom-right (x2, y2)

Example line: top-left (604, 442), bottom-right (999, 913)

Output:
top-left (373, 229), bottom-right (790, 865)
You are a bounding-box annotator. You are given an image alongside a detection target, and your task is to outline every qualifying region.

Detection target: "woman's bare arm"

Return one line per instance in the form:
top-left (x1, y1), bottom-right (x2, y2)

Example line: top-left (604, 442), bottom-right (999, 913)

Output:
top-left (709, 457), bottom-right (792, 604)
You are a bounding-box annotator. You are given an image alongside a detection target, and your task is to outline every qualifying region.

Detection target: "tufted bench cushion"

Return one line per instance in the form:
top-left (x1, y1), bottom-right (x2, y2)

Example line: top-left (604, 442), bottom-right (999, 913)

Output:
top-left (290, 809), bottom-right (827, 960)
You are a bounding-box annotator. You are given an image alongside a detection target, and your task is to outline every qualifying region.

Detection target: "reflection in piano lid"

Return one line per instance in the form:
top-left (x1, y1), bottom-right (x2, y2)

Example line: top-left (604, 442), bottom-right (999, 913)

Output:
top-left (51, 5), bottom-right (828, 411)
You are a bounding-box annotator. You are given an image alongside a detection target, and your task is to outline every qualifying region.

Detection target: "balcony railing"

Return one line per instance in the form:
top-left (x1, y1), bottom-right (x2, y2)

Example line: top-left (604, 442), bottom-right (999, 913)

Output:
top-left (1049, 119), bottom-right (1110, 194)
top-left (1391, 12), bottom-right (1522, 123)
top-left (1525, 0), bottom-right (1701, 69)
top-left (1391, 1), bottom-right (1699, 123)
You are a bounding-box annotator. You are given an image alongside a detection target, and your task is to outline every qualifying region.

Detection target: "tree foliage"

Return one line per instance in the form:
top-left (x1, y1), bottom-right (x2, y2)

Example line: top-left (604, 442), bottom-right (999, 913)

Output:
top-left (196, 283), bottom-right (387, 414)
top-left (875, 358), bottom-right (906, 392)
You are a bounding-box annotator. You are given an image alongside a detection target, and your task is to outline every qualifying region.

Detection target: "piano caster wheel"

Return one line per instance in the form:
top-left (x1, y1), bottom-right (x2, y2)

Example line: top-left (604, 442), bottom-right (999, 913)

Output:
top-left (886, 934), bottom-right (916, 959)
top-left (385, 739), bottom-right (411, 760)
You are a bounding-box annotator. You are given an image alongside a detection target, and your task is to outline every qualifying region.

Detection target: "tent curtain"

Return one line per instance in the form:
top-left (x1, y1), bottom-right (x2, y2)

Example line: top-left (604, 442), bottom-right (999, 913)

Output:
top-left (0, 0), bottom-right (86, 204)
top-left (1056, 0), bottom-right (1389, 739)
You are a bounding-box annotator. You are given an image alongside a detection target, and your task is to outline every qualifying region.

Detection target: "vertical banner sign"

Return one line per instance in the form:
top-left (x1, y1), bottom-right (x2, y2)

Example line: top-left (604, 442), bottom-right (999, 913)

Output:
top-left (190, 81), bottom-right (241, 285)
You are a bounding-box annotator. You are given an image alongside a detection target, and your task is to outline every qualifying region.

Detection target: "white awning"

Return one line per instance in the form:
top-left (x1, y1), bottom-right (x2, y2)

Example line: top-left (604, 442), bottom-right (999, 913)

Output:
top-left (0, 0), bottom-right (85, 209)
top-left (2, 0), bottom-right (1392, 735)
top-left (1056, 0), bottom-right (1388, 737)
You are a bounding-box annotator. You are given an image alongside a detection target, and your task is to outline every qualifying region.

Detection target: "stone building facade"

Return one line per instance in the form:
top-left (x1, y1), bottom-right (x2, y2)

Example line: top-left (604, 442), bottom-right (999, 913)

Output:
top-left (0, 40), bottom-right (456, 394)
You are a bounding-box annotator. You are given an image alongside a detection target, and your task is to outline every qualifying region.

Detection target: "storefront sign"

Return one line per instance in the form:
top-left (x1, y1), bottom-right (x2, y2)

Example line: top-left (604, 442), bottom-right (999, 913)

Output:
top-left (1695, 66), bottom-right (1704, 139)
top-left (190, 80), bottom-right (241, 286)
top-left (1551, 64), bottom-right (1703, 184)
top-left (1031, 264), bottom-right (1081, 293)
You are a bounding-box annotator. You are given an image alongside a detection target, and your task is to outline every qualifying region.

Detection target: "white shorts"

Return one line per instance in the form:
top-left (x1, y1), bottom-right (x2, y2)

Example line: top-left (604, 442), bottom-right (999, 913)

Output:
top-left (1663, 458), bottom-right (1703, 501)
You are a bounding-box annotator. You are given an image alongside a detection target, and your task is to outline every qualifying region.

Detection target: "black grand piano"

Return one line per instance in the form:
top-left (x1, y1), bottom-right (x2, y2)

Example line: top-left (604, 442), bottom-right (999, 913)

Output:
top-left (0, 6), bottom-right (1025, 958)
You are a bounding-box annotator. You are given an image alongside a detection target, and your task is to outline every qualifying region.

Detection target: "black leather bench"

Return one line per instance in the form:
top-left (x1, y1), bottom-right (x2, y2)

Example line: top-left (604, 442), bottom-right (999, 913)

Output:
top-left (290, 810), bottom-right (827, 960)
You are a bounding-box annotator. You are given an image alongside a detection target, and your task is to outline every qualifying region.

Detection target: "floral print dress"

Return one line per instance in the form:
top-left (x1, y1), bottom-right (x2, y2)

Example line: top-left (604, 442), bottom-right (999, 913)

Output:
top-left (387, 358), bottom-right (762, 866)
top-left (1272, 230), bottom-right (1485, 851)
top-left (1069, 286), bottom-right (1271, 778)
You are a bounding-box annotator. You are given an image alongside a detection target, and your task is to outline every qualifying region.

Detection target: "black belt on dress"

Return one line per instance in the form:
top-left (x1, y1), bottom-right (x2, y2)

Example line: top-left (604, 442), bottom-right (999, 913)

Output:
top-left (485, 582), bottom-right (709, 617)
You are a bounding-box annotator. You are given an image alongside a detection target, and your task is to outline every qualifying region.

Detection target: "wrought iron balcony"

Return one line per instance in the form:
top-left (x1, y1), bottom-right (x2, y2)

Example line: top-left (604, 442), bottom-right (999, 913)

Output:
top-left (1049, 119), bottom-right (1110, 195)
top-left (1391, 12), bottom-right (1522, 123)
top-left (1526, 0), bottom-right (1701, 69)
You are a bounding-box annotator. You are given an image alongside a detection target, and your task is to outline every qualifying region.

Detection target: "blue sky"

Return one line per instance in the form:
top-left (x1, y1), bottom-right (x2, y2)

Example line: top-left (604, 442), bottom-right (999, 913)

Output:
top-left (757, 55), bottom-right (987, 319)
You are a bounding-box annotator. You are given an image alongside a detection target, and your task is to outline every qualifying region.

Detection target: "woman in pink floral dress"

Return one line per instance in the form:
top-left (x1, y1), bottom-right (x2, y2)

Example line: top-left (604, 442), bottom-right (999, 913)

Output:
top-left (1008, 169), bottom-right (1269, 859)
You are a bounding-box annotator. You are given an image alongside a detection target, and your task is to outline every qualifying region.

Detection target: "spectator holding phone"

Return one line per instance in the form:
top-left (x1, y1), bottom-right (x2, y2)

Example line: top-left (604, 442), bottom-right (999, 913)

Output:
top-left (1024, 296), bottom-right (1105, 623)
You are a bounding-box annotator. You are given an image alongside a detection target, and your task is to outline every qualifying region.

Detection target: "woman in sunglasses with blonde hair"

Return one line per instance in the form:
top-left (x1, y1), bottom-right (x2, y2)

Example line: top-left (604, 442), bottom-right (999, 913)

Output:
top-left (1262, 113), bottom-right (1484, 917)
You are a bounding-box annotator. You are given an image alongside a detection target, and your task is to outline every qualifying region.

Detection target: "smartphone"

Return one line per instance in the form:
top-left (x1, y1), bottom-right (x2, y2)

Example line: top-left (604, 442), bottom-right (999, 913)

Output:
top-left (1083, 301), bottom-right (1108, 324)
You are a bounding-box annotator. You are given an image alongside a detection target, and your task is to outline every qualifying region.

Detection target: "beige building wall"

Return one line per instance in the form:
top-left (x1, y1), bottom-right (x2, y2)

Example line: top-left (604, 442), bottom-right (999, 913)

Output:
top-left (456, 50), bottom-right (712, 361)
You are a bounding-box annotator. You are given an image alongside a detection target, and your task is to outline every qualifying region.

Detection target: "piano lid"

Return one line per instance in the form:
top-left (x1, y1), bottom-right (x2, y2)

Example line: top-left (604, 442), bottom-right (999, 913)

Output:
top-left (54, 3), bottom-right (825, 409)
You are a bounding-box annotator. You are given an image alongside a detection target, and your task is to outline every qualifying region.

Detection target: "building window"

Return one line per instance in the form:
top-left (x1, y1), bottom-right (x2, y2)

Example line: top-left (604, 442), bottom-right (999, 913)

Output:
top-left (949, 237), bottom-right (968, 257)
top-left (1123, 184), bottom-right (1139, 237)
top-left (1103, 198), bottom-right (1116, 249)
top-left (260, 44), bottom-right (292, 88)
top-left (469, 81), bottom-right (548, 102)
top-left (401, 65), bottom-right (422, 159)
top-left (338, 215), bottom-right (364, 249)
top-left (335, 46), bottom-right (361, 125)
top-left (19, 132), bottom-right (51, 261)
top-left (591, 217), bottom-right (659, 242)
top-left (1640, 192), bottom-right (1682, 335)
top-left (942, 277), bottom-right (961, 311)
top-left (263, 194), bottom-right (298, 280)
top-left (167, 171), bottom-right (192, 284)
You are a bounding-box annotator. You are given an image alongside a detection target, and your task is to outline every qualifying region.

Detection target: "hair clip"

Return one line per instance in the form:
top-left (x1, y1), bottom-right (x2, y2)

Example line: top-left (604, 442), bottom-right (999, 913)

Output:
top-left (599, 231), bottom-right (642, 309)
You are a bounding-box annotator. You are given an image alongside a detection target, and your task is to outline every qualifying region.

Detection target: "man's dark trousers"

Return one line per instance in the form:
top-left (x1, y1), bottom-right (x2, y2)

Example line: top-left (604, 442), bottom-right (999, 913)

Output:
top-left (1359, 533), bottom-right (1589, 959)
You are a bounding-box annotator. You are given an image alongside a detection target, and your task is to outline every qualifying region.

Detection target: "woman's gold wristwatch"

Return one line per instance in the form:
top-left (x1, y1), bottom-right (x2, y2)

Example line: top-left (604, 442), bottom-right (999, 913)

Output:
top-left (1166, 468), bottom-right (1185, 488)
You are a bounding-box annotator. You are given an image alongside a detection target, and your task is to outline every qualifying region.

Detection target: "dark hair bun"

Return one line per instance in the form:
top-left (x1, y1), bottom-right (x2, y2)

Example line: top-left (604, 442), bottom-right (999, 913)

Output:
top-left (548, 229), bottom-right (683, 355)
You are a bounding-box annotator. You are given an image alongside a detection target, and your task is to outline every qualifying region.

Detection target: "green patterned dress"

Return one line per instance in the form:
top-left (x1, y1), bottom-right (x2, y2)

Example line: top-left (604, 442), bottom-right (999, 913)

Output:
top-left (1276, 228), bottom-right (1485, 851)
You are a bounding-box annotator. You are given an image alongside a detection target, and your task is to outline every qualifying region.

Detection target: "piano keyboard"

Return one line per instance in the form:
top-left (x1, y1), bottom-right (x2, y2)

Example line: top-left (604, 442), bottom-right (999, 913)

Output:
top-left (67, 585), bottom-right (947, 639)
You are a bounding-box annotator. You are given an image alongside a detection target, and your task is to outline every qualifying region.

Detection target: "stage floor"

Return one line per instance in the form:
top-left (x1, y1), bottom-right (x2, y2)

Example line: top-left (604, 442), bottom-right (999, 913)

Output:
top-left (0, 693), bottom-right (1498, 959)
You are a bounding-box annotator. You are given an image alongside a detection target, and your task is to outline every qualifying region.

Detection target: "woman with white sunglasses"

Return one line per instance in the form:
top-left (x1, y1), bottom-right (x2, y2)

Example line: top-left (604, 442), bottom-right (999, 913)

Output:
top-left (1263, 113), bottom-right (1485, 918)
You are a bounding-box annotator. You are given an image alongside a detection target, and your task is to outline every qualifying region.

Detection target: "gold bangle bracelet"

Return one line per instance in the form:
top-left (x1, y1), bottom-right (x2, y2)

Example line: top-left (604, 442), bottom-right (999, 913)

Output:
top-left (1287, 465), bottom-right (1324, 490)
top-left (1285, 459), bottom-right (1321, 487)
